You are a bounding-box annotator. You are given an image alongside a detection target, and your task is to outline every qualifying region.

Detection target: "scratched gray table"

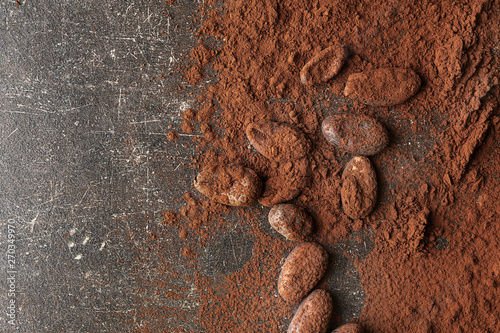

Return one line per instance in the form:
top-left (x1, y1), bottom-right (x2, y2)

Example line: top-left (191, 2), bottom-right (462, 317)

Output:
top-left (0, 1), bottom-right (367, 332)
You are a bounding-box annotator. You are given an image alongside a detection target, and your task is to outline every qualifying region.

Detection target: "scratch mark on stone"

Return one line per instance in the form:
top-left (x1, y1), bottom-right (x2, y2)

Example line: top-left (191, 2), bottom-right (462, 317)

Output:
top-left (130, 119), bottom-right (160, 125)
top-left (60, 104), bottom-right (92, 113)
top-left (27, 211), bottom-right (40, 233)
top-left (168, 50), bottom-right (177, 69)
top-left (173, 163), bottom-right (183, 171)
top-left (34, 193), bottom-right (63, 208)
top-left (178, 133), bottom-right (200, 137)
top-left (113, 36), bottom-right (137, 42)
top-left (229, 234), bottom-right (238, 264)
top-left (77, 185), bottom-right (91, 206)
top-left (0, 109), bottom-right (44, 116)
top-left (118, 88), bottom-right (123, 108)
top-left (125, 3), bottom-right (134, 15)
top-left (143, 8), bottom-right (152, 23)
top-left (4, 127), bottom-right (19, 140)
top-left (165, 16), bottom-right (171, 42)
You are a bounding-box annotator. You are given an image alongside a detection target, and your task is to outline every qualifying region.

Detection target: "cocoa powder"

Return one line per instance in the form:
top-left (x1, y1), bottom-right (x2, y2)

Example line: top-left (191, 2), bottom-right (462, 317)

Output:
top-left (154, 0), bottom-right (500, 332)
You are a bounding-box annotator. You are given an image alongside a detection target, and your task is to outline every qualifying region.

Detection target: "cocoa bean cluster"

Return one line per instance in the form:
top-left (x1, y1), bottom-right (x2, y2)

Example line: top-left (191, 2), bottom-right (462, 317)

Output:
top-left (192, 44), bottom-right (421, 332)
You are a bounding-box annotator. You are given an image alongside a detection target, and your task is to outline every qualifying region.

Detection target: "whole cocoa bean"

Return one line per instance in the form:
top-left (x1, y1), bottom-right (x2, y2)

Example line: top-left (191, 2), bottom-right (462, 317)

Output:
top-left (322, 114), bottom-right (388, 156)
top-left (278, 242), bottom-right (329, 303)
top-left (246, 122), bottom-right (310, 162)
top-left (344, 68), bottom-right (421, 106)
top-left (331, 323), bottom-right (364, 333)
top-left (287, 289), bottom-right (333, 333)
top-left (341, 156), bottom-right (377, 219)
top-left (194, 164), bottom-right (262, 206)
top-left (268, 204), bottom-right (314, 241)
top-left (300, 45), bottom-right (348, 85)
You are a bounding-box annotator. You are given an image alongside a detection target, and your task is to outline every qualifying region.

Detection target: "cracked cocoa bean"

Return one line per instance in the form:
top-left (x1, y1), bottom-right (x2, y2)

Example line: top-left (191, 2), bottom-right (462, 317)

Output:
top-left (194, 164), bottom-right (262, 206)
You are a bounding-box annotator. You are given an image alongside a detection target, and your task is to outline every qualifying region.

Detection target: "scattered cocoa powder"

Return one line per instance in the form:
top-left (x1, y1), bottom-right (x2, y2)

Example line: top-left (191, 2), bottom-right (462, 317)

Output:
top-left (181, 246), bottom-right (197, 258)
top-left (184, 64), bottom-right (203, 85)
top-left (179, 228), bottom-right (188, 239)
top-left (182, 108), bottom-right (197, 121)
top-left (167, 130), bottom-right (178, 141)
top-left (163, 210), bottom-right (178, 225)
top-left (181, 120), bottom-right (195, 134)
top-left (258, 157), bottom-right (312, 207)
top-left (154, 0), bottom-right (500, 332)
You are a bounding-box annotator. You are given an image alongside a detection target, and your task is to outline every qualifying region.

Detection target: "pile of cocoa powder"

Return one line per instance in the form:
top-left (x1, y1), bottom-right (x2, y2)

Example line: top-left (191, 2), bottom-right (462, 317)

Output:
top-left (155, 0), bottom-right (500, 332)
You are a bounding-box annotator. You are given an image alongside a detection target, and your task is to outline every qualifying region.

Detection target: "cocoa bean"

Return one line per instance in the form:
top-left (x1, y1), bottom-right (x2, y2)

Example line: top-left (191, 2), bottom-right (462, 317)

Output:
top-left (300, 45), bottom-right (348, 85)
top-left (322, 114), bottom-right (388, 156)
top-left (287, 289), bottom-right (333, 333)
top-left (341, 156), bottom-right (377, 219)
top-left (268, 204), bottom-right (314, 241)
top-left (278, 242), bottom-right (329, 303)
top-left (344, 68), bottom-right (421, 106)
top-left (194, 164), bottom-right (262, 206)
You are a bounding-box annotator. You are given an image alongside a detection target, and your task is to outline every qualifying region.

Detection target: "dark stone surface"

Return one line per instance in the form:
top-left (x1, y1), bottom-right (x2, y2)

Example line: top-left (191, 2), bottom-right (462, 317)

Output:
top-left (0, 1), bottom-right (367, 332)
top-left (0, 1), bottom-right (203, 332)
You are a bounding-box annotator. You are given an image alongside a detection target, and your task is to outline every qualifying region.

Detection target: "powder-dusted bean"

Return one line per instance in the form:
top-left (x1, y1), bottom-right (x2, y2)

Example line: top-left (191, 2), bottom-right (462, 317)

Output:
top-left (300, 45), bottom-right (348, 85)
top-left (268, 204), bottom-right (314, 241)
top-left (331, 323), bottom-right (364, 333)
top-left (341, 156), bottom-right (377, 219)
top-left (278, 242), bottom-right (329, 303)
top-left (194, 164), bottom-right (262, 206)
top-left (322, 114), bottom-right (389, 156)
top-left (344, 68), bottom-right (421, 106)
top-left (287, 289), bottom-right (333, 333)
top-left (246, 122), bottom-right (311, 162)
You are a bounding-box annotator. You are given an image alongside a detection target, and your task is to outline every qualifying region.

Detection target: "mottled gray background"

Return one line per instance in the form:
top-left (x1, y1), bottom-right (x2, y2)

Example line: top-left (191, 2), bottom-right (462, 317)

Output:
top-left (0, 1), bottom-right (367, 332)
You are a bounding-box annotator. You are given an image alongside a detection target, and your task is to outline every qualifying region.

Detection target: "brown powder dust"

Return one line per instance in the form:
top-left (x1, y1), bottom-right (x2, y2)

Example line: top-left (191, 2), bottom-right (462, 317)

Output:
top-left (156, 0), bottom-right (500, 332)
